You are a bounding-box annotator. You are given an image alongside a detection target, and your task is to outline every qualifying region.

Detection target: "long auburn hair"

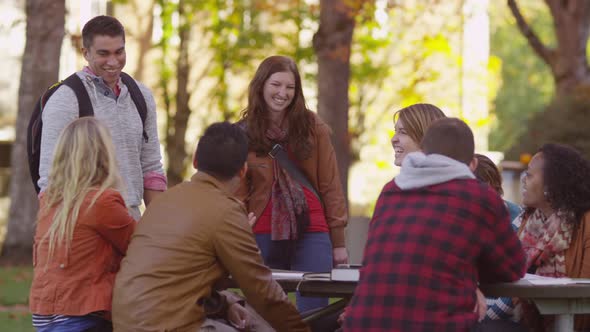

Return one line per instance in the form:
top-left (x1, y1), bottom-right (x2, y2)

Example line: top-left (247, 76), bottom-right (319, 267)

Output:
top-left (240, 55), bottom-right (313, 160)
top-left (40, 117), bottom-right (123, 262)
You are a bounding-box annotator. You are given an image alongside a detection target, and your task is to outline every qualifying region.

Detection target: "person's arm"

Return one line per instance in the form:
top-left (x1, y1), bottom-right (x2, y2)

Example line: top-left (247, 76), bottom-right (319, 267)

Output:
top-left (213, 202), bottom-right (309, 332)
top-left (314, 120), bottom-right (348, 265)
top-left (137, 85), bottom-right (167, 202)
top-left (87, 190), bottom-right (136, 254)
top-left (143, 189), bottom-right (162, 206)
top-left (39, 86), bottom-right (79, 192)
top-left (478, 194), bottom-right (526, 283)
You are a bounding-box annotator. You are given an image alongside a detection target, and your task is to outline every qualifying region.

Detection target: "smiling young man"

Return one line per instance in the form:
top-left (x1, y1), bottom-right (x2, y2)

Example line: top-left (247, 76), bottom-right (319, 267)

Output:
top-left (38, 16), bottom-right (166, 219)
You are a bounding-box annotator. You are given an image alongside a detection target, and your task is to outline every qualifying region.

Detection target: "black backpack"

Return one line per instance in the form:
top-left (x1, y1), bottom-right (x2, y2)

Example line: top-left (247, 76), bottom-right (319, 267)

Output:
top-left (27, 72), bottom-right (149, 193)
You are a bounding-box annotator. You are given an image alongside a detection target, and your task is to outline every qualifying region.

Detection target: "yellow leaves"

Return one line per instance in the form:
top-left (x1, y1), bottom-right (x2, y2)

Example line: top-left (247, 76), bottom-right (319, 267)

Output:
top-left (375, 159), bottom-right (389, 169)
top-left (423, 34), bottom-right (452, 57)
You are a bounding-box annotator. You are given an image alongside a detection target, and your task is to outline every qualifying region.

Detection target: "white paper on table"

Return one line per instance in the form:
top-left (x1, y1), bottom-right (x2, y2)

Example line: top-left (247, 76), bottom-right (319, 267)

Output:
top-left (271, 271), bottom-right (305, 280)
top-left (523, 273), bottom-right (590, 285)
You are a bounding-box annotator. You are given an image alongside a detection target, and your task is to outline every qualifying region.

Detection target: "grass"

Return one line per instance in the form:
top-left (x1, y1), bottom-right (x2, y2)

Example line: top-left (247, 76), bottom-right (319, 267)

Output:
top-left (0, 265), bottom-right (34, 332)
top-left (0, 312), bottom-right (33, 332)
top-left (0, 266), bottom-right (32, 306)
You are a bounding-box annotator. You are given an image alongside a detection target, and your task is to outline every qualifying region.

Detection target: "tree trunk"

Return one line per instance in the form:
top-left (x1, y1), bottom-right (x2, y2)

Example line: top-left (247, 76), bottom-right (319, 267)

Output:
top-left (132, 0), bottom-right (155, 82)
top-left (165, 0), bottom-right (192, 186)
top-left (547, 0), bottom-right (590, 97)
top-left (508, 0), bottom-right (590, 99)
top-left (313, 0), bottom-right (358, 202)
top-left (1, 0), bottom-right (65, 264)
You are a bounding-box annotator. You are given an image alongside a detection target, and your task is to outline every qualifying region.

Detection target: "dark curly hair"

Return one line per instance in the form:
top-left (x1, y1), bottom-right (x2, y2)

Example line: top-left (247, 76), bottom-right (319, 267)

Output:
top-left (538, 143), bottom-right (590, 227)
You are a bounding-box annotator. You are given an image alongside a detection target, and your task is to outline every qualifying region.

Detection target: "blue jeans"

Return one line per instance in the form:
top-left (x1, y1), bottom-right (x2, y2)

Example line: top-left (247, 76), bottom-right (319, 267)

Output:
top-left (255, 232), bottom-right (333, 312)
top-left (34, 315), bottom-right (109, 332)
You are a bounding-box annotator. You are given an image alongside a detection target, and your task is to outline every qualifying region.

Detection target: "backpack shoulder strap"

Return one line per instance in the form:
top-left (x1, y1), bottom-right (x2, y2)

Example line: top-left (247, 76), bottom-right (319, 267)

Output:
top-left (120, 72), bottom-right (149, 142)
top-left (62, 73), bottom-right (93, 117)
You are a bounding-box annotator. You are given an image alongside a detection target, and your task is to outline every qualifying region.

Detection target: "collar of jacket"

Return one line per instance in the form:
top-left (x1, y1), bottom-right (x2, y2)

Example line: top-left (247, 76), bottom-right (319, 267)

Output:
top-left (190, 171), bottom-right (237, 198)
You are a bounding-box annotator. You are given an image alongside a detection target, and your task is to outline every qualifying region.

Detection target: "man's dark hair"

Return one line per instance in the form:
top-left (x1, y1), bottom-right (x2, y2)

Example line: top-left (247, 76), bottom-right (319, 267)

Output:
top-left (82, 15), bottom-right (125, 49)
top-left (421, 117), bottom-right (474, 165)
top-left (195, 122), bottom-right (248, 181)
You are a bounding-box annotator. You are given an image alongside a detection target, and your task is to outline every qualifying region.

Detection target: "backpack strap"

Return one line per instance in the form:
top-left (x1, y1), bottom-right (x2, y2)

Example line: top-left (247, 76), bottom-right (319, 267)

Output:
top-left (62, 73), bottom-right (93, 117)
top-left (120, 72), bottom-right (149, 142)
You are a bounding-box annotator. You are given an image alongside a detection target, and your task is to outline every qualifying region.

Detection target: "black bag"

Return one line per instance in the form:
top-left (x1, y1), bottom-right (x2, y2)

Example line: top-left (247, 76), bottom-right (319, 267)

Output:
top-left (26, 72), bottom-right (148, 193)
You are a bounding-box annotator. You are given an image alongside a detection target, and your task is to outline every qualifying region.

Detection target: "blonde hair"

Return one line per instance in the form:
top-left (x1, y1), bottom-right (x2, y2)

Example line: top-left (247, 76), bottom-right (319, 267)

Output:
top-left (394, 103), bottom-right (446, 144)
top-left (40, 117), bottom-right (123, 262)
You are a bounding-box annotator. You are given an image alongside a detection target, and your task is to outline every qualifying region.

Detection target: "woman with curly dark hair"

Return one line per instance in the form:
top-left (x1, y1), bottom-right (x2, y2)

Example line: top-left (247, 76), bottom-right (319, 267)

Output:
top-left (237, 55), bottom-right (348, 312)
top-left (517, 143), bottom-right (590, 331)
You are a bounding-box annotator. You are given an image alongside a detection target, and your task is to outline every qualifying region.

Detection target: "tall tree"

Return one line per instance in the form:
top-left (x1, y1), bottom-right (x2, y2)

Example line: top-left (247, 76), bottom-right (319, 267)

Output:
top-left (166, 0), bottom-right (193, 186)
top-left (313, 0), bottom-right (361, 201)
top-left (508, 0), bottom-right (590, 98)
top-left (1, 0), bottom-right (65, 263)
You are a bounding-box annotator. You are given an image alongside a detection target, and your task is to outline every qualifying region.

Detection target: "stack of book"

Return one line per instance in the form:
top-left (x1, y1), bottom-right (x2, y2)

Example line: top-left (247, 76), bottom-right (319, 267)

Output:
top-left (303, 264), bottom-right (361, 282)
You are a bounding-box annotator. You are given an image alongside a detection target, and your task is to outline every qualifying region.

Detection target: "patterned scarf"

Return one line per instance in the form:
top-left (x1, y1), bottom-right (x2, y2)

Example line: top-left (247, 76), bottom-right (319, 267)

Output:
top-left (266, 124), bottom-right (310, 241)
top-left (517, 209), bottom-right (573, 277)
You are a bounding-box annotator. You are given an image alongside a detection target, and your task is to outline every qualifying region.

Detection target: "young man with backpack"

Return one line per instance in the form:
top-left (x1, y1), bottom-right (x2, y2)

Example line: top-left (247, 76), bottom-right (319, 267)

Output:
top-left (35, 15), bottom-right (166, 219)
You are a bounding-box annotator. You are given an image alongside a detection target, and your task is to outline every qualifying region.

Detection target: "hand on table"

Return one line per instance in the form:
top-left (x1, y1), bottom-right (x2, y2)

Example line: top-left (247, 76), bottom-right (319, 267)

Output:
top-left (333, 247), bottom-right (348, 266)
top-left (473, 287), bottom-right (487, 322)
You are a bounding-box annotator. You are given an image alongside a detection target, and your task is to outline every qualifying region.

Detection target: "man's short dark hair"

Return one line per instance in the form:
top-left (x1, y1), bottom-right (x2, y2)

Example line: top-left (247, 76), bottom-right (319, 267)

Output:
top-left (82, 15), bottom-right (126, 49)
top-left (195, 122), bottom-right (248, 181)
top-left (421, 117), bottom-right (474, 165)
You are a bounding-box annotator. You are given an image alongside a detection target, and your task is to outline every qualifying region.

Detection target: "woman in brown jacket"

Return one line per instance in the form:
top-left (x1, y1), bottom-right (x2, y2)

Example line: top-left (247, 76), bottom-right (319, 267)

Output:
top-left (238, 55), bottom-right (348, 312)
top-left (517, 143), bottom-right (590, 331)
top-left (29, 118), bottom-right (135, 332)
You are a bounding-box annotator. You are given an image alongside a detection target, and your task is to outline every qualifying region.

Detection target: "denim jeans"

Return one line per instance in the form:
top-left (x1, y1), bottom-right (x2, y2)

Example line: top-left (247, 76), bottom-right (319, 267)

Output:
top-left (255, 232), bottom-right (333, 312)
top-left (35, 315), bottom-right (110, 332)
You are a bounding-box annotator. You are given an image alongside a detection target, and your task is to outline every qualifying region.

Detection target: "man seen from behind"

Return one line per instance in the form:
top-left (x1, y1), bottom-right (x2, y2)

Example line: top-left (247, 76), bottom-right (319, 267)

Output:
top-left (343, 118), bottom-right (526, 332)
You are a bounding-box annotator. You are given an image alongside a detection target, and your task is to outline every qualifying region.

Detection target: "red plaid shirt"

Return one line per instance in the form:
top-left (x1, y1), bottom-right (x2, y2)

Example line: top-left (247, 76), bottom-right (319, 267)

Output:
top-left (344, 178), bottom-right (526, 332)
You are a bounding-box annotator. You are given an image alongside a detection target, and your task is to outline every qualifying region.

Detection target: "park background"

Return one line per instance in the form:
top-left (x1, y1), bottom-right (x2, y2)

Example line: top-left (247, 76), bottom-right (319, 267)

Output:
top-left (1, 0), bottom-right (588, 330)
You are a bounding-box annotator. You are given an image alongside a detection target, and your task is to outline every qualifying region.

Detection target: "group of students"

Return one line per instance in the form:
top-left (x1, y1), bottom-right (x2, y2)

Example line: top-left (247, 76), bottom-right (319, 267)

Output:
top-left (27, 14), bottom-right (590, 332)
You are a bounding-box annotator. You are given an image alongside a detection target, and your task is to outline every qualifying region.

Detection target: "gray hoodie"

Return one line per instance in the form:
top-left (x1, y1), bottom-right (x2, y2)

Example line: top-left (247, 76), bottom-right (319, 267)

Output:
top-left (394, 152), bottom-right (475, 190)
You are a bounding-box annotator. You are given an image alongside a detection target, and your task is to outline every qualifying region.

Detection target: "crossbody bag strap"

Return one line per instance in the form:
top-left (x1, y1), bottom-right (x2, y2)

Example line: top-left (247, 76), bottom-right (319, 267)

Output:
top-left (269, 144), bottom-right (322, 202)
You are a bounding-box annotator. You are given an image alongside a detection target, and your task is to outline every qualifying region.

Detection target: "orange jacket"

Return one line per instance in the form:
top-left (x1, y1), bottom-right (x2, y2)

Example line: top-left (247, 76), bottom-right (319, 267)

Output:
top-left (29, 189), bottom-right (135, 316)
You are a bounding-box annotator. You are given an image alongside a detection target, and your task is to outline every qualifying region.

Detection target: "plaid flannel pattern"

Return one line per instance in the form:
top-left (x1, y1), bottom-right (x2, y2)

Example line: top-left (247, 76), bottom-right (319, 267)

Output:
top-left (344, 179), bottom-right (526, 332)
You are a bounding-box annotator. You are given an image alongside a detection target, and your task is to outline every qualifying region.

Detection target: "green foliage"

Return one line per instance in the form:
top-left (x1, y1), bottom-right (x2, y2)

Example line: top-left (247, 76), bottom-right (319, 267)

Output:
top-left (349, 0), bottom-right (463, 164)
top-left (508, 93), bottom-right (590, 160)
top-left (489, 1), bottom-right (554, 152)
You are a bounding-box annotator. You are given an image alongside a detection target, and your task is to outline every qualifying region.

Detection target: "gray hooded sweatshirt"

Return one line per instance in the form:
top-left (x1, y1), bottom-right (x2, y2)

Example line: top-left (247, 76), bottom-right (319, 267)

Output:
top-left (394, 152), bottom-right (475, 190)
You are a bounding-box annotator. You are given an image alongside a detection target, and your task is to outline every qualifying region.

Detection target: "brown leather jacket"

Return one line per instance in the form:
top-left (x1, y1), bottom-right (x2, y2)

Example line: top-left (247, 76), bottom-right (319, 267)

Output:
top-left (112, 172), bottom-right (309, 332)
top-left (239, 113), bottom-right (348, 247)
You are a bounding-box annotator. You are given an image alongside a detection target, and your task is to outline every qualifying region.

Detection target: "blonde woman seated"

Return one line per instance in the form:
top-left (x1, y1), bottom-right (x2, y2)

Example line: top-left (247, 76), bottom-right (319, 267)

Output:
top-left (518, 143), bottom-right (590, 331)
top-left (29, 118), bottom-right (136, 332)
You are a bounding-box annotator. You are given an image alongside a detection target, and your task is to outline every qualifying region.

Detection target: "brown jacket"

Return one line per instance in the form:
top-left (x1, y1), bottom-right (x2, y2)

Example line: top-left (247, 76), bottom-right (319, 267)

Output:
top-left (112, 172), bottom-right (308, 332)
top-left (240, 113), bottom-right (348, 247)
top-left (520, 210), bottom-right (590, 330)
top-left (29, 189), bottom-right (135, 316)
top-left (565, 211), bottom-right (590, 329)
